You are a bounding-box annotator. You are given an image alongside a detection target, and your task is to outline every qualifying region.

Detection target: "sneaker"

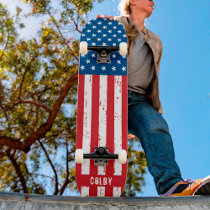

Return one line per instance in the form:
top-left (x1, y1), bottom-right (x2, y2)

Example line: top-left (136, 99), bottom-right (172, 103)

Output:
top-left (160, 175), bottom-right (210, 196)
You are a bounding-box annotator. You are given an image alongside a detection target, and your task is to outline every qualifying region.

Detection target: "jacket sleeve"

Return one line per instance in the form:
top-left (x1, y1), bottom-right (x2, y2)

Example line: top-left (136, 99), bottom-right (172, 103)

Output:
top-left (156, 40), bottom-right (163, 76)
top-left (158, 106), bottom-right (163, 115)
top-left (157, 41), bottom-right (163, 115)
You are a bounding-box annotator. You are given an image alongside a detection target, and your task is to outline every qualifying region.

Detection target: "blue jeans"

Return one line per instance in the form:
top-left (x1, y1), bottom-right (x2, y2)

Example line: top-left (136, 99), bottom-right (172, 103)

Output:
top-left (128, 90), bottom-right (183, 195)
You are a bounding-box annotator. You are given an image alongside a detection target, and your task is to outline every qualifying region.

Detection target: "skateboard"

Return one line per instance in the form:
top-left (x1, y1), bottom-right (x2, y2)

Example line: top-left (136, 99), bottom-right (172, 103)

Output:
top-left (75, 16), bottom-right (128, 197)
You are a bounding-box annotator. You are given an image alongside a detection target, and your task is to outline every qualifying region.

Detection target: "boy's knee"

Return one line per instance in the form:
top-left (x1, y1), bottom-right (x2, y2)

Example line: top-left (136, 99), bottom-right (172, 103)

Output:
top-left (146, 115), bottom-right (169, 133)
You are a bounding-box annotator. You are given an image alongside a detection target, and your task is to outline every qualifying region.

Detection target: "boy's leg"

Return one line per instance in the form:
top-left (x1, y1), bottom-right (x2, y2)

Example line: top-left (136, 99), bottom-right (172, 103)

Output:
top-left (128, 90), bottom-right (183, 195)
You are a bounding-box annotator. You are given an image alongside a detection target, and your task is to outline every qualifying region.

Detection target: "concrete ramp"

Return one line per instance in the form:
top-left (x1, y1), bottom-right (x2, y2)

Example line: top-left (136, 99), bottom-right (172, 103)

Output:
top-left (0, 191), bottom-right (210, 210)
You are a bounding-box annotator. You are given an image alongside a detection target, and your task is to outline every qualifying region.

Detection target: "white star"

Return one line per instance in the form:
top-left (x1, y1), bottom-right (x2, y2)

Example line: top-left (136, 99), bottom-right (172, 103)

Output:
top-left (123, 34), bottom-right (127, 37)
top-left (87, 21), bottom-right (91, 25)
top-left (112, 54), bottom-right (116, 58)
top-left (102, 42), bottom-right (107, 46)
top-left (103, 26), bottom-right (107, 29)
top-left (91, 66), bottom-right (96, 71)
top-left (87, 29), bottom-right (91, 33)
top-left (117, 60), bottom-right (121, 64)
top-left (92, 42), bottom-right (96, 46)
top-left (86, 59), bottom-right (90, 64)
top-left (113, 43), bottom-right (116, 46)
top-left (81, 65), bottom-right (85, 70)
top-left (113, 26), bottom-right (117, 29)
top-left (118, 30), bottom-right (122, 33)
top-left (97, 38), bottom-right (101, 41)
top-left (92, 25), bottom-right (96, 29)
top-left (103, 34), bottom-right (107, 37)
top-left (122, 67), bottom-right (126, 71)
top-left (102, 66), bottom-right (106, 71)
top-left (108, 38), bottom-right (112, 42)
top-left (92, 34), bottom-right (96, 37)
top-left (98, 21), bottom-right (102, 25)
top-left (97, 30), bottom-right (102, 33)
top-left (112, 66), bottom-right (116, 71)
top-left (87, 38), bottom-right (91, 41)
top-left (108, 30), bottom-right (112, 33)
top-left (113, 34), bottom-right (117, 37)
top-left (91, 53), bottom-right (96, 58)
top-left (117, 38), bottom-right (122, 42)
top-left (81, 54), bottom-right (86, 57)
top-left (82, 34), bottom-right (86, 37)
top-left (108, 22), bottom-right (112, 25)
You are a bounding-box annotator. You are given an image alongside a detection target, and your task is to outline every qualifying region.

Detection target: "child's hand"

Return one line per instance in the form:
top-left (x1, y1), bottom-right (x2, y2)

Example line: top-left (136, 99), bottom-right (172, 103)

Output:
top-left (127, 134), bottom-right (137, 140)
top-left (96, 14), bottom-right (114, 21)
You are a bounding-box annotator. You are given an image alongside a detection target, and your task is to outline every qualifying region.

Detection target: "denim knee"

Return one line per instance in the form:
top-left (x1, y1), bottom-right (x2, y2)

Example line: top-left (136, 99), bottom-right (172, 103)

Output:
top-left (149, 115), bottom-right (169, 134)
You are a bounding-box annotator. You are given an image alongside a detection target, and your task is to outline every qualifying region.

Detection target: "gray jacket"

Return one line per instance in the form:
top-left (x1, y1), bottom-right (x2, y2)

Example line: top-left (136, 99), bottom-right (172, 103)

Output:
top-left (115, 15), bottom-right (163, 114)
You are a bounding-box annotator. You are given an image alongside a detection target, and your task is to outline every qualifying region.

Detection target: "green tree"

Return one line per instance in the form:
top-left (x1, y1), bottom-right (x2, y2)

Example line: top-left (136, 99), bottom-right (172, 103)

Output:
top-left (0, 1), bottom-right (147, 196)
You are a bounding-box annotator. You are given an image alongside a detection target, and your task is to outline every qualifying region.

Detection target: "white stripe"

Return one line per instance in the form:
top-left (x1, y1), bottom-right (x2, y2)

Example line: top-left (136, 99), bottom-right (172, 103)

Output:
top-left (98, 75), bottom-right (107, 175)
top-left (82, 75), bottom-right (92, 175)
top-left (113, 187), bottom-right (121, 197)
top-left (114, 76), bottom-right (122, 176)
top-left (97, 187), bottom-right (105, 197)
top-left (81, 186), bottom-right (89, 197)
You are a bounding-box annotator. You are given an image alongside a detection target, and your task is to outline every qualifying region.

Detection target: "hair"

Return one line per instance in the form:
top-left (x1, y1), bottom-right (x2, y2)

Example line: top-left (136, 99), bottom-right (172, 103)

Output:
top-left (118, 0), bottom-right (139, 46)
top-left (118, 0), bottom-right (131, 16)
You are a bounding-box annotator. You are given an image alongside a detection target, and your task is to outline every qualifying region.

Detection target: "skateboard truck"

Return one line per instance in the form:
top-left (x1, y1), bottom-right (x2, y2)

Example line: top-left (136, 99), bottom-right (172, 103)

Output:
top-left (75, 147), bottom-right (127, 166)
top-left (88, 46), bottom-right (118, 63)
top-left (85, 146), bottom-right (118, 166)
top-left (80, 41), bottom-right (127, 63)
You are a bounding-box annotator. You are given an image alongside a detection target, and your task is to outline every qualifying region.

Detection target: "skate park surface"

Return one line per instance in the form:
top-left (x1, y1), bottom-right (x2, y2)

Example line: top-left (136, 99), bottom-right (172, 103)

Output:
top-left (0, 191), bottom-right (209, 210)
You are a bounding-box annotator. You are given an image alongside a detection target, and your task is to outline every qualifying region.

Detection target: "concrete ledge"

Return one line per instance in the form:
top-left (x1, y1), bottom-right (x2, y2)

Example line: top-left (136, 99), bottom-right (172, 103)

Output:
top-left (0, 191), bottom-right (209, 210)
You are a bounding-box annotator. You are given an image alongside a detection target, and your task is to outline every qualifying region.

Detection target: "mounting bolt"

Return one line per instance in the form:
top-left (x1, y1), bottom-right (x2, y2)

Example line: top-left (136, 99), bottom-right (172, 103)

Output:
top-left (97, 147), bottom-right (105, 155)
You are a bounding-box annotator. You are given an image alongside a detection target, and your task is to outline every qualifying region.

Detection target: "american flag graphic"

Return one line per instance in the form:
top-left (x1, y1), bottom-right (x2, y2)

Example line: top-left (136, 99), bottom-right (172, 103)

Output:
top-left (76, 18), bottom-right (128, 197)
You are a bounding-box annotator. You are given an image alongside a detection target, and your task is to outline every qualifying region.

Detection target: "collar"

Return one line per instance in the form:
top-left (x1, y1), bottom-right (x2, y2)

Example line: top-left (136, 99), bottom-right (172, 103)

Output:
top-left (126, 15), bottom-right (147, 36)
top-left (142, 27), bottom-right (147, 35)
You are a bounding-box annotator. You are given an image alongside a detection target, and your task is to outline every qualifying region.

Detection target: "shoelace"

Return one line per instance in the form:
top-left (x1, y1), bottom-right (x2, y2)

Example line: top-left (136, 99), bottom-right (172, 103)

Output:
top-left (182, 179), bottom-right (197, 188)
top-left (183, 179), bottom-right (196, 183)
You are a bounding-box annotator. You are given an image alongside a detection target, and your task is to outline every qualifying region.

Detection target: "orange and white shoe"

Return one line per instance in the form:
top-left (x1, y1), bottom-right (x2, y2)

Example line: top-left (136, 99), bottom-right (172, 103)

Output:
top-left (160, 175), bottom-right (210, 196)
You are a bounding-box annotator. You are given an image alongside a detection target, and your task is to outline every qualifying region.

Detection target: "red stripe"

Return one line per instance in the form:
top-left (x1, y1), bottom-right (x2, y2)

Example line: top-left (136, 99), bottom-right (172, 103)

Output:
top-left (76, 74), bottom-right (85, 149)
top-left (89, 74), bottom-right (100, 196)
top-left (105, 75), bottom-right (115, 196)
top-left (91, 75), bottom-right (100, 153)
top-left (76, 74), bottom-right (85, 192)
top-left (122, 75), bottom-right (127, 150)
top-left (121, 75), bottom-right (128, 193)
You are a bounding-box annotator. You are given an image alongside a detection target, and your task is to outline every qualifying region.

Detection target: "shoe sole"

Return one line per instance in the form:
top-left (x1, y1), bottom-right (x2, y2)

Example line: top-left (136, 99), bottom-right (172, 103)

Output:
top-left (194, 175), bottom-right (210, 195)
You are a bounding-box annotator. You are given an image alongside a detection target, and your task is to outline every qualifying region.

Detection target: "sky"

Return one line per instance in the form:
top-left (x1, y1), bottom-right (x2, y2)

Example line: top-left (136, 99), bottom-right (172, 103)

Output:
top-left (1, 0), bottom-right (210, 197)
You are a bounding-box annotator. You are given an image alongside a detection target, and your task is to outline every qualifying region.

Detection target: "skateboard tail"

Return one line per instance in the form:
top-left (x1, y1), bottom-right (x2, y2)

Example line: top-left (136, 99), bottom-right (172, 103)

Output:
top-left (76, 161), bottom-right (127, 197)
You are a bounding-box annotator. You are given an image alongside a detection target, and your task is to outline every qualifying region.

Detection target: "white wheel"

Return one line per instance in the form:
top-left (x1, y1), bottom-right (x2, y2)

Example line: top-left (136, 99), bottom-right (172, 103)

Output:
top-left (119, 42), bottom-right (127, 57)
top-left (80, 41), bottom-right (88, 55)
top-left (119, 150), bottom-right (127, 164)
top-left (75, 149), bottom-right (83, 163)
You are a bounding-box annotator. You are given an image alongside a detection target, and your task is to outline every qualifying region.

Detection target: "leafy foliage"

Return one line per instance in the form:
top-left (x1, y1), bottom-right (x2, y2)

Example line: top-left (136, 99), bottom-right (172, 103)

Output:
top-left (0, 1), bottom-right (147, 196)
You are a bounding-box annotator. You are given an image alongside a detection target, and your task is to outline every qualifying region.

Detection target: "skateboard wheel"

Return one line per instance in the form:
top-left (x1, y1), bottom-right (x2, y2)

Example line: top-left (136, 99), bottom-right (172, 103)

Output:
top-left (80, 41), bottom-right (88, 56)
top-left (75, 149), bottom-right (83, 163)
top-left (119, 150), bottom-right (127, 164)
top-left (103, 14), bottom-right (107, 19)
top-left (119, 42), bottom-right (127, 57)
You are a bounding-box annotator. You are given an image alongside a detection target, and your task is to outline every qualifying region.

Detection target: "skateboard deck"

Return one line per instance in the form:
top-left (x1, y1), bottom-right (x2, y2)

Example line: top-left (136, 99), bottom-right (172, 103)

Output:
top-left (75, 17), bottom-right (128, 197)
